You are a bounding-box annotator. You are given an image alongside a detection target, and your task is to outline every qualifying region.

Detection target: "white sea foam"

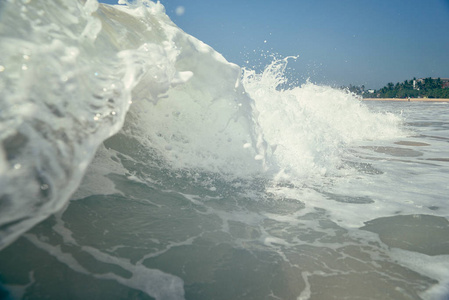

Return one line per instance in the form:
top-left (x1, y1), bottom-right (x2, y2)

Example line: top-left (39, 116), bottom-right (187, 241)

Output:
top-left (0, 0), bottom-right (265, 248)
top-left (242, 57), bottom-right (403, 182)
top-left (2, 1), bottom-right (448, 299)
top-left (0, 0), bottom-right (404, 249)
top-left (390, 248), bottom-right (449, 300)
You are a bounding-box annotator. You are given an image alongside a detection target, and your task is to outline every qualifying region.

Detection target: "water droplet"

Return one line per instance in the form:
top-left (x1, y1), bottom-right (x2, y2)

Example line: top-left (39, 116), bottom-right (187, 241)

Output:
top-left (0, 65), bottom-right (4, 72)
top-left (13, 163), bottom-right (22, 170)
top-left (21, 64), bottom-right (28, 70)
top-left (175, 6), bottom-right (185, 16)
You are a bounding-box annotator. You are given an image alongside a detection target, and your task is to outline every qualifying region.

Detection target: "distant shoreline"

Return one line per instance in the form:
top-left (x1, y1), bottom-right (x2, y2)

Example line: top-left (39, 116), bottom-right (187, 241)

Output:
top-left (362, 98), bottom-right (449, 102)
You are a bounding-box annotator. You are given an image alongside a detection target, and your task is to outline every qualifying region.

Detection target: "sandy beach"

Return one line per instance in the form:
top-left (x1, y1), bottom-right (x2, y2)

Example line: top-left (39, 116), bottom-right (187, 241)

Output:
top-left (363, 98), bottom-right (449, 102)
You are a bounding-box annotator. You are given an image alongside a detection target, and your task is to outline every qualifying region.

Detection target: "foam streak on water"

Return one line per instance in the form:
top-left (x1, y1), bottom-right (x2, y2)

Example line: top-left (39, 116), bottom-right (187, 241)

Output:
top-left (1, 1), bottom-right (449, 300)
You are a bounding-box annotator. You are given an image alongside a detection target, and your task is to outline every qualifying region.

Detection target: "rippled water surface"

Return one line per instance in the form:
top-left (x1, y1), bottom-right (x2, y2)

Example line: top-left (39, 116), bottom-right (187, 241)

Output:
top-left (1, 0), bottom-right (448, 299)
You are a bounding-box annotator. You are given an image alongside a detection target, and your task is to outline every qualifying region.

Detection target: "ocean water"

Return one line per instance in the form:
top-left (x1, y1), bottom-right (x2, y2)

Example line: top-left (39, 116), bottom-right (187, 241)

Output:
top-left (1, 1), bottom-right (449, 299)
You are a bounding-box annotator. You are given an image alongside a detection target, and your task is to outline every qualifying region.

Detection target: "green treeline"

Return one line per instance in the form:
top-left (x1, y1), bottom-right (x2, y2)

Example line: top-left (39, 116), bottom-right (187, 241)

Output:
top-left (346, 77), bottom-right (449, 99)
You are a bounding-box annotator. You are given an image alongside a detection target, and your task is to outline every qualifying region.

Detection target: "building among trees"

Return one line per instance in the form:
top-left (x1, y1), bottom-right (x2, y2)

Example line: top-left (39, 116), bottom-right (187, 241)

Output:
top-left (413, 78), bottom-right (449, 90)
top-left (358, 77), bottom-right (449, 99)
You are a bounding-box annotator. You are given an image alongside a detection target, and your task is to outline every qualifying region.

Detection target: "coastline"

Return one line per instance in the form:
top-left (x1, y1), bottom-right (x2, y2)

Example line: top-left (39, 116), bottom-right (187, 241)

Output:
top-left (363, 98), bottom-right (449, 102)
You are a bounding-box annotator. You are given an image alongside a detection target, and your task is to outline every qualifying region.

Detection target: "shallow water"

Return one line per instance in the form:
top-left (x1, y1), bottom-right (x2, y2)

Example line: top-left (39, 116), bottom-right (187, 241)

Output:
top-left (1, 0), bottom-right (449, 299)
top-left (1, 102), bottom-right (448, 300)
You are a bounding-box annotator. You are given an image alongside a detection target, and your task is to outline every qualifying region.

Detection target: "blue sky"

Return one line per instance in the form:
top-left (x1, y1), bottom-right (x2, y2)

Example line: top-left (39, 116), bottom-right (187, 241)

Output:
top-left (100, 0), bottom-right (449, 89)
